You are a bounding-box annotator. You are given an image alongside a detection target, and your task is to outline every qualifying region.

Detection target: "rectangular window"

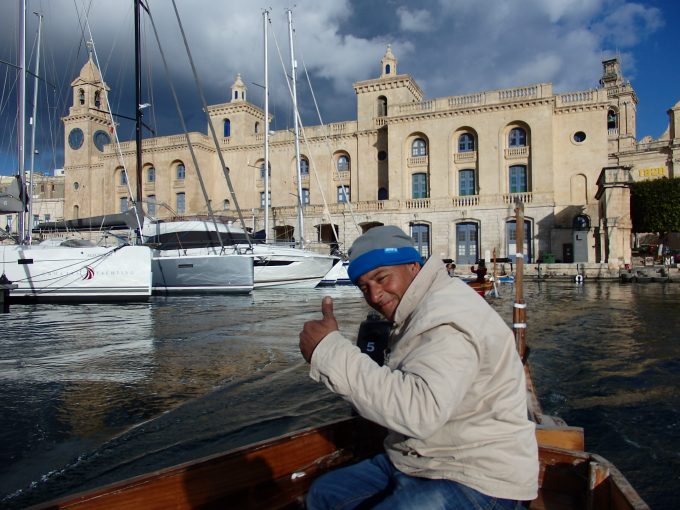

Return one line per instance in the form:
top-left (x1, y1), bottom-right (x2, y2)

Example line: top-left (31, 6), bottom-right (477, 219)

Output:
top-left (176, 164), bottom-right (186, 180)
top-left (459, 170), bottom-right (475, 196)
top-left (147, 195), bottom-right (156, 216)
top-left (120, 197), bottom-right (128, 212)
top-left (176, 192), bottom-right (185, 214)
top-left (302, 188), bottom-right (310, 205)
top-left (44, 214), bottom-right (51, 222)
top-left (260, 191), bottom-right (271, 208)
top-left (509, 165), bottom-right (527, 193)
top-left (412, 173), bottom-right (428, 199)
top-left (410, 223), bottom-right (430, 259)
top-left (337, 186), bottom-right (350, 203)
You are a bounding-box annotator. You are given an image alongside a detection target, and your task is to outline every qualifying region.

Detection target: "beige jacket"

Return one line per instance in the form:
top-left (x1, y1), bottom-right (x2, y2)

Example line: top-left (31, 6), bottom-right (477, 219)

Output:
top-left (310, 258), bottom-right (539, 501)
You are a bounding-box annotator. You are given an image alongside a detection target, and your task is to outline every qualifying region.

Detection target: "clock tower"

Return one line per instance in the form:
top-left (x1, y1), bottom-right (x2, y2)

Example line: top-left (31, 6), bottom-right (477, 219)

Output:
top-left (63, 41), bottom-right (114, 219)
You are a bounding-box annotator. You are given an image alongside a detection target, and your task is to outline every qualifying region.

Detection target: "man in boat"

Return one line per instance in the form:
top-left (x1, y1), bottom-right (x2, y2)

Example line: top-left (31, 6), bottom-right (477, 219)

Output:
top-left (299, 225), bottom-right (538, 509)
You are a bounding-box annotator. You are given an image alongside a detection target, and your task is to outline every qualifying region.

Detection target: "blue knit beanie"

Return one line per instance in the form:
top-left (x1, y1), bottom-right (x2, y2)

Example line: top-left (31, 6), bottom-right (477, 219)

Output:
top-left (347, 225), bottom-right (422, 283)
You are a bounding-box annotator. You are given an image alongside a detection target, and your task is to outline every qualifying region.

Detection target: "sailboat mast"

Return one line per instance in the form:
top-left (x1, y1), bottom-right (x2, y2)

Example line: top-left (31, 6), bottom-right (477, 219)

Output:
top-left (133, 0), bottom-right (144, 229)
top-left (17, 0), bottom-right (26, 242)
top-left (27, 11), bottom-right (43, 245)
top-left (287, 9), bottom-right (304, 246)
top-left (263, 9), bottom-right (270, 240)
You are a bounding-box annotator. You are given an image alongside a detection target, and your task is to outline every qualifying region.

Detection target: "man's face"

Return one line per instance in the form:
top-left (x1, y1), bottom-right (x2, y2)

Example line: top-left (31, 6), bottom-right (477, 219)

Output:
top-left (356, 262), bottom-right (420, 321)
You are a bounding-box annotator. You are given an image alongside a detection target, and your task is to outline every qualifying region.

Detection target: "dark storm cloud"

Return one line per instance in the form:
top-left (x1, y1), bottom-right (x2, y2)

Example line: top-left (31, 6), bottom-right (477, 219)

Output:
top-left (0, 0), bottom-right (671, 175)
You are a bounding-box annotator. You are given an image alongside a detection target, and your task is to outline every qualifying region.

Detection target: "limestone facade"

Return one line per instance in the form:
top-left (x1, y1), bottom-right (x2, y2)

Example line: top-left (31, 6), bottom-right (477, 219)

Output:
top-left (61, 49), bottom-right (680, 266)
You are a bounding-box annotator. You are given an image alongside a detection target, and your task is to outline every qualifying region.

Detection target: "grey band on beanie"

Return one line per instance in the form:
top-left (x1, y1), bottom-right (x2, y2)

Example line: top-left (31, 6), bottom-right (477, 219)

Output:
top-left (347, 225), bottom-right (422, 283)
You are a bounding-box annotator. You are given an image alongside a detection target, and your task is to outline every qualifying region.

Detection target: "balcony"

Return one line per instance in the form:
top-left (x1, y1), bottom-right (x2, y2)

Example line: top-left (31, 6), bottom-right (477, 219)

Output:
top-left (504, 146), bottom-right (529, 159)
top-left (407, 156), bottom-right (429, 167)
top-left (454, 151), bottom-right (477, 164)
top-left (264, 192), bottom-right (552, 220)
top-left (333, 171), bottom-right (350, 182)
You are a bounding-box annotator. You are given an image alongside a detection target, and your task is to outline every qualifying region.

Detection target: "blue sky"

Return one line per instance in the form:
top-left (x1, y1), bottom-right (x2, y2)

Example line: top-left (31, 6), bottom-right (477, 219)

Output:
top-left (0, 0), bottom-right (678, 176)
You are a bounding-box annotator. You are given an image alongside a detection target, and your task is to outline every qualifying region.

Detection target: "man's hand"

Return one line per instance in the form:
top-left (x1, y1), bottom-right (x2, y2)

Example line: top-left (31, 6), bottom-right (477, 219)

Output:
top-left (299, 296), bottom-right (338, 363)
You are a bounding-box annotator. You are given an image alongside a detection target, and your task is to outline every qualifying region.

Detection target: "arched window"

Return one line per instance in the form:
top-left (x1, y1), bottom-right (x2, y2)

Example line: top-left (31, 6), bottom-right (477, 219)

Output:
top-left (78, 89), bottom-right (85, 105)
top-left (378, 187), bottom-right (388, 200)
top-left (176, 163), bottom-right (186, 180)
top-left (300, 157), bottom-right (310, 175)
top-left (336, 155), bottom-right (350, 172)
top-left (607, 110), bottom-right (617, 130)
top-left (73, 204), bottom-right (80, 219)
top-left (459, 169), bottom-right (475, 196)
top-left (94, 91), bottom-right (101, 108)
top-left (147, 166), bottom-right (155, 183)
top-left (337, 186), bottom-right (350, 203)
top-left (176, 192), bottom-right (186, 214)
top-left (223, 119), bottom-right (231, 137)
top-left (411, 138), bottom-right (427, 157)
top-left (377, 96), bottom-right (387, 117)
top-left (508, 128), bottom-right (526, 147)
top-left (255, 121), bottom-right (260, 134)
top-left (385, 64), bottom-right (391, 75)
top-left (223, 199), bottom-right (230, 210)
top-left (458, 133), bottom-right (475, 152)
top-left (412, 138), bottom-right (427, 157)
top-left (509, 165), bottom-right (528, 193)
top-left (412, 172), bottom-right (428, 199)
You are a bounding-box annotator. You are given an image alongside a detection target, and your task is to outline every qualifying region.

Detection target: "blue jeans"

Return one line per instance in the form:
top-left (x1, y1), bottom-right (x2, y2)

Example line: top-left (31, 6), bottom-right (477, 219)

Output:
top-left (306, 454), bottom-right (524, 510)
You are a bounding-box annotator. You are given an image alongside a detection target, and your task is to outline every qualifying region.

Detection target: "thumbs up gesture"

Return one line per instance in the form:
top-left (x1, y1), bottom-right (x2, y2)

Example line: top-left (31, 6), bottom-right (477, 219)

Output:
top-left (299, 296), bottom-right (339, 363)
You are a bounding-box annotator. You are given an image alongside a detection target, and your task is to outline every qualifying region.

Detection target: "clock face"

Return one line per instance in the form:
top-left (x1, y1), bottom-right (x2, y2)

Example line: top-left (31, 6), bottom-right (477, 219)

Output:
top-left (93, 130), bottom-right (111, 152)
top-left (68, 128), bottom-right (84, 150)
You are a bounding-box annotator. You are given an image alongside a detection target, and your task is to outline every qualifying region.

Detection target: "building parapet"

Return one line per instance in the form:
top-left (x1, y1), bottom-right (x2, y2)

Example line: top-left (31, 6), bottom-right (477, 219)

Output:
top-left (267, 192), bottom-right (553, 219)
top-left (389, 83), bottom-right (555, 118)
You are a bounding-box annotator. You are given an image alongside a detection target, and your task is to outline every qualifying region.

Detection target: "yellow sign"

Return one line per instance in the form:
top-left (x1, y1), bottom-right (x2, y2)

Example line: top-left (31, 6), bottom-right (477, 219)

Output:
top-left (638, 167), bottom-right (666, 177)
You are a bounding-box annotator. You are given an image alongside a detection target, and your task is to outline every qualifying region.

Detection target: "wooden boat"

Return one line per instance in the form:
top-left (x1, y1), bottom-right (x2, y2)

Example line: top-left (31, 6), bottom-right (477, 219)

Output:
top-left (467, 278), bottom-right (494, 296)
top-left (29, 415), bottom-right (648, 510)
top-left (30, 205), bottom-right (649, 510)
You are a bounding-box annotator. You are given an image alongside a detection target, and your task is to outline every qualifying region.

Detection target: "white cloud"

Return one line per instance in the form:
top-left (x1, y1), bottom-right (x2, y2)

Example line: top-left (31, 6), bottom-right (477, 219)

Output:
top-left (396, 7), bottom-right (435, 33)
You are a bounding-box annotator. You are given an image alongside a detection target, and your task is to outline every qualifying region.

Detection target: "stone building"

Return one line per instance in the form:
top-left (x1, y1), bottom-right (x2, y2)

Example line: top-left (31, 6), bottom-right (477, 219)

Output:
top-left (1, 171), bottom-right (64, 238)
top-left (62, 47), bottom-right (679, 267)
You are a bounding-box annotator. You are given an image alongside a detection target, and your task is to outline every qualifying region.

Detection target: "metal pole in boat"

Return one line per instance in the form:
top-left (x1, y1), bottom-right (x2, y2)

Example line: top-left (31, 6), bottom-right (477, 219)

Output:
top-left (263, 9), bottom-right (270, 241)
top-left (287, 9), bottom-right (305, 247)
top-left (27, 11), bottom-right (42, 245)
top-left (513, 201), bottom-right (527, 360)
top-left (17, 0), bottom-right (26, 242)
top-left (133, 0), bottom-right (145, 234)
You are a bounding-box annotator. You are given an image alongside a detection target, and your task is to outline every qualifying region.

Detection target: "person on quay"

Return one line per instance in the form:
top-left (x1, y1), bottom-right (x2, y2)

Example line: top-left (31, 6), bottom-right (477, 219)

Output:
top-left (299, 225), bottom-right (538, 509)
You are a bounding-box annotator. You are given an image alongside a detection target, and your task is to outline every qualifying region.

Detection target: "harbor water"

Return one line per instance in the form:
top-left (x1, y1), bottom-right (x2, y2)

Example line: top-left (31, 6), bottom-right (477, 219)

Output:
top-left (0, 281), bottom-right (678, 508)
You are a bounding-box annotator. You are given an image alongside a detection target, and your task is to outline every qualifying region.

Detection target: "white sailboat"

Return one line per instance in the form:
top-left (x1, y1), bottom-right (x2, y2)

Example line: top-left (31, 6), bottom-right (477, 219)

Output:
top-left (0, 2), bottom-right (152, 303)
top-left (142, 9), bottom-right (336, 290)
top-left (244, 9), bottom-right (336, 288)
top-left (127, 0), bottom-right (253, 295)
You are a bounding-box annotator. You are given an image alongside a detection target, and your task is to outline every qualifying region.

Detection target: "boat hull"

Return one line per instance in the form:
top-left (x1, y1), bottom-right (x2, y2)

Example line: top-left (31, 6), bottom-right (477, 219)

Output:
top-left (1, 245), bottom-right (152, 302)
top-left (151, 252), bottom-right (253, 294)
top-left (29, 416), bottom-right (649, 510)
top-left (249, 246), bottom-right (336, 289)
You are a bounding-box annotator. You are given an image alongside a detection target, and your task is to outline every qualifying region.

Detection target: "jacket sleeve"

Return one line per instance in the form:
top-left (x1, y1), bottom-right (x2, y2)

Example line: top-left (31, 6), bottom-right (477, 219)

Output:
top-left (309, 326), bottom-right (479, 439)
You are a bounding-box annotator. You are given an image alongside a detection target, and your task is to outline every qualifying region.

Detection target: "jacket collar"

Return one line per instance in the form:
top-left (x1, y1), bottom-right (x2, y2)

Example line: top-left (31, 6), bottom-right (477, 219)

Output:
top-left (393, 258), bottom-right (443, 326)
